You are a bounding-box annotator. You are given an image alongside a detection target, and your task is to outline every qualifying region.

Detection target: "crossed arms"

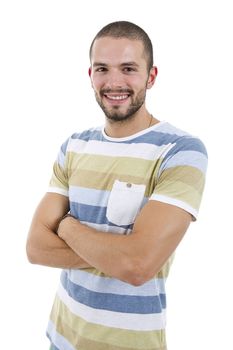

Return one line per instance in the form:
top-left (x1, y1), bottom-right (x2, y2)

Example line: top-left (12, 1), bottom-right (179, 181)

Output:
top-left (26, 192), bottom-right (191, 286)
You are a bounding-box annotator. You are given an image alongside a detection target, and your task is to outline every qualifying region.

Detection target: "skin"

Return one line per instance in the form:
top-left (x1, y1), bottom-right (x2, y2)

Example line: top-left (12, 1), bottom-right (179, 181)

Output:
top-left (89, 37), bottom-right (159, 137)
top-left (26, 37), bottom-right (191, 285)
top-left (26, 193), bottom-right (90, 269)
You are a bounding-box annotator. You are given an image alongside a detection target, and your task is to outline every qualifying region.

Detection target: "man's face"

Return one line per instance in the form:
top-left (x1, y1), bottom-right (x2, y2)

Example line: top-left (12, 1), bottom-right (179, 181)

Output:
top-left (90, 37), bottom-right (153, 122)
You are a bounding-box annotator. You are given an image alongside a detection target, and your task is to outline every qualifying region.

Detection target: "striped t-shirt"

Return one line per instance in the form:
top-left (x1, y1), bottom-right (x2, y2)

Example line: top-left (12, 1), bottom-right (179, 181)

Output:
top-left (46, 121), bottom-right (208, 350)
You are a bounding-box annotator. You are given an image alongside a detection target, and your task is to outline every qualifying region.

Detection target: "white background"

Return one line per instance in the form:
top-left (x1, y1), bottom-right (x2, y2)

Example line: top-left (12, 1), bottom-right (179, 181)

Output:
top-left (0, 0), bottom-right (232, 349)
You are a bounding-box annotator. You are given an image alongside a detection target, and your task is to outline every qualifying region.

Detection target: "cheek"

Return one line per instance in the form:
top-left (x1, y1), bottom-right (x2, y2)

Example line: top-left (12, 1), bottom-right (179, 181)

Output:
top-left (91, 76), bottom-right (104, 92)
top-left (91, 74), bottom-right (147, 91)
top-left (127, 75), bottom-right (147, 88)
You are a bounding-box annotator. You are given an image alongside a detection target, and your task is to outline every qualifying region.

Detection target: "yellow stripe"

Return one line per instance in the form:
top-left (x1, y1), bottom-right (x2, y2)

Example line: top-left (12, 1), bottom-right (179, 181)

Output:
top-left (67, 152), bottom-right (160, 181)
top-left (50, 296), bottom-right (166, 349)
top-left (79, 267), bottom-right (113, 278)
top-left (68, 169), bottom-right (148, 191)
top-left (154, 166), bottom-right (205, 209)
top-left (74, 334), bottom-right (167, 350)
top-left (156, 181), bottom-right (202, 209)
top-left (49, 162), bottom-right (68, 190)
top-left (49, 176), bottom-right (67, 191)
top-left (156, 254), bottom-right (175, 278)
top-left (67, 153), bottom-right (155, 175)
top-left (157, 165), bottom-right (205, 192)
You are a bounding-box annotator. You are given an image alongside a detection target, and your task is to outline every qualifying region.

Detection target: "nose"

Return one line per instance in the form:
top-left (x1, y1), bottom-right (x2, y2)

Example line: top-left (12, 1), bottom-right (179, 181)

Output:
top-left (105, 69), bottom-right (125, 90)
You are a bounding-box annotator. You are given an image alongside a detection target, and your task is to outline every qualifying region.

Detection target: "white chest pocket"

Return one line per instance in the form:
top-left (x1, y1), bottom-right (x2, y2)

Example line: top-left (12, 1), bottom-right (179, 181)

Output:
top-left (106, 180), bottom-right (146, 226)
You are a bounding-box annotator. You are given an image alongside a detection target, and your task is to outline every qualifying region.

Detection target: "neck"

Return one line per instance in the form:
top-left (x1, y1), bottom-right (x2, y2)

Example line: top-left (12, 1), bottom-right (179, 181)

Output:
top-left (104, 110), bottom-right (160, 138)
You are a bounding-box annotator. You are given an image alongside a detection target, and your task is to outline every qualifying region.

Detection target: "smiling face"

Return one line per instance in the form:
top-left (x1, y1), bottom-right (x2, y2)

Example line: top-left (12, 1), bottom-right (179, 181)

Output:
top-left (90, 37), bottom-right (156, 123)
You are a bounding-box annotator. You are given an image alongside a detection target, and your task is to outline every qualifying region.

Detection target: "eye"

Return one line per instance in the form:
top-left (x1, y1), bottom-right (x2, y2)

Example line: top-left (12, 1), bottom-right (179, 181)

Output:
top-left (95, 67), bottom-right (108, 73)
top-left (123, 67), bottom-right (136, 73)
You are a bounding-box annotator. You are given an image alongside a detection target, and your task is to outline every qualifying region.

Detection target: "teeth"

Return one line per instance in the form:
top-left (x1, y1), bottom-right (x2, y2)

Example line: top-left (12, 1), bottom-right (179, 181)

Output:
top-left (106, 95), bottom-right (128, 100)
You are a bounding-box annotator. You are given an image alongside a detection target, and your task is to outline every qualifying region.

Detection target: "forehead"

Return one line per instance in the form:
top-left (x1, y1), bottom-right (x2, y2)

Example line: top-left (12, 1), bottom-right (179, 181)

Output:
top-left (91, 37), bottom-right (146, 67)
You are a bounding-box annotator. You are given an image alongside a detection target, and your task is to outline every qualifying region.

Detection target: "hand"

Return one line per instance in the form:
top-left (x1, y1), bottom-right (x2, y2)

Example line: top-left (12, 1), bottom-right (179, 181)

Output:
top-left (57, 214), bottom-right (78, 240)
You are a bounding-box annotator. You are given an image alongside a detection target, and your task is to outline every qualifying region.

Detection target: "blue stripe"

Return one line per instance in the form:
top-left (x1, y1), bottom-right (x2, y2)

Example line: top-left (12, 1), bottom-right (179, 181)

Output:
top-left (74, 129), bottom-right (177, 146)
top-left (49, 343), bottom-right (60, 350)
top-left (61, 138), bottom-right (70, 155)
top-left (61, 271), bottom-right (166, 314)
top-left (71, 128), bottom-right (103, 142)
top-left (165, 137), bottom-right (208, 159)
top-left (70, 127), bottom-right (208, 158)
top-left (70, 201), bottom-right (133, 229)
top-left (159, 150), bottom-right (208, 174)
top-left (67, 269), bottom-right (166, 296)
top-left (133, 130), bottom-right (182, 146)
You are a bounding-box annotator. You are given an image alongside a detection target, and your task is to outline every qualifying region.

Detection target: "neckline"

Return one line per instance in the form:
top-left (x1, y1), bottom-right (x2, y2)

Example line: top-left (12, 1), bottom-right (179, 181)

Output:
top-left (102, 120), bottom-right (166, 142)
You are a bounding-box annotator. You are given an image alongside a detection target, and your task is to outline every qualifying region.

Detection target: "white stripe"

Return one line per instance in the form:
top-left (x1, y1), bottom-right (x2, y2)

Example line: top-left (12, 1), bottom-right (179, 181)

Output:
top-left (157, 122), bottom-right (190, 136)
top-left (69, 185), bottom-right (148, 209)
top-left (150, 194), bottom-right (198, 220)
top-left (67, 138), bottom-right (87, 152)
top-left (47, 320), bottom-right (75, 350)
top-left (57, 283), bottom-right (166, 331)
top-left (67, 138), bottom-right (175, 161)
top-left (47, 187), bottom-right (69, 197)
top-left (67, 269), bottom-right (165, 296)
top-left (101, 121), bottom-right (167, 141)
top-left (160, 150), bottom-right (207, 174)
top-left (69, 186), bottom-right (109, 206)
top-left (57, 150), bottom-right (65, 168)
top-left (80, 220), bottom-right (132, 235)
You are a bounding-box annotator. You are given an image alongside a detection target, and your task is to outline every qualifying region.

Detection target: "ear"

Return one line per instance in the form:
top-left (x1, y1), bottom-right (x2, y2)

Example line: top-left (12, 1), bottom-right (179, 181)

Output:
top-left (88, 67), bottom-right (94, 88)
top-left (146, 66), bottom-right (158, 89)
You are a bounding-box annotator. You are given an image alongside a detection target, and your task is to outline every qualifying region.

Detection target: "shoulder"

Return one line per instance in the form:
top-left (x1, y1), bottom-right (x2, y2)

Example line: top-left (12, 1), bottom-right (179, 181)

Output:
top-left (155, 122), bottom-right (208, 175)
top-left (158, 122), bottom-right (208, 156)
top-left (61, 126), bottom-right (103, 154)
top-left (70, 125), bottom-right (103, 142)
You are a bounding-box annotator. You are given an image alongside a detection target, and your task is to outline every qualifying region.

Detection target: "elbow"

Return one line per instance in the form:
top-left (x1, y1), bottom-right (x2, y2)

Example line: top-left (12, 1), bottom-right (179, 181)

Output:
top-left (123, 258), bottom-right (153, 287)
top-left (26, 240), bottom-right (39, 265)
top-left (128, 277), bottom-right (147, 287)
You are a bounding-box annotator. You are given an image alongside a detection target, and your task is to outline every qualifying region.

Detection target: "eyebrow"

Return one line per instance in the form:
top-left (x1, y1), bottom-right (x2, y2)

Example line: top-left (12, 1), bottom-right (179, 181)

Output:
top-left (93, 62), bottom-right (139, 68)
top-left (93, 62), bottom-right (108, 67)
top-left (121, 62), bottom-right (139, 67)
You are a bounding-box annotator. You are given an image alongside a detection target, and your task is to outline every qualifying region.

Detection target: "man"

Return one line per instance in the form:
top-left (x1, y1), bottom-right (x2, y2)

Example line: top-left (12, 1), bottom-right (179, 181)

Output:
top-left (26, 21), bottom-right (208, 350)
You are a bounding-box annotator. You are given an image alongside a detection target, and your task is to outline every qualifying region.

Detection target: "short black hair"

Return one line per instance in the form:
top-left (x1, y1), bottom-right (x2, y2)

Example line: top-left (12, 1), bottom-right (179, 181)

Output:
top-left (89, 21), bottom-right (154, 72)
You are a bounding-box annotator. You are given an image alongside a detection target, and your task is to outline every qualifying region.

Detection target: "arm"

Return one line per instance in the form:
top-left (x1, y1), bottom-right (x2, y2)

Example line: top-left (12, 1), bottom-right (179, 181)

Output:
top-left (58, 200), bottom-right (191, 285)
top-left (26, 192), bottom-right (91, 269)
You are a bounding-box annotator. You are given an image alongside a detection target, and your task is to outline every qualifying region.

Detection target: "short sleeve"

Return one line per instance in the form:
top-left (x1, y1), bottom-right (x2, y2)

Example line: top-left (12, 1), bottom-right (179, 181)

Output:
top-left (149, 137), bottom-right (208, 220)
top-left (47, 137), bottom-right (70, 197)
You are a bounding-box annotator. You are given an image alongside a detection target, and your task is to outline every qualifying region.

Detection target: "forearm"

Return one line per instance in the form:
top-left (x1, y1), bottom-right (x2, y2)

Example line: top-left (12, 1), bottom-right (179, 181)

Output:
top-left (26, 226), bottom-right (91, 269)
top-left (58, 217), bottom-right (141, 284)
top-left (57, 200), bottom-right (191, 285)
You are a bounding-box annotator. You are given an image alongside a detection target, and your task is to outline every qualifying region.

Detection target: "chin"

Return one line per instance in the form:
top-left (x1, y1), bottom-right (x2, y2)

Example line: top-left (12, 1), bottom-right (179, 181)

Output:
top-left (105, 110), bottom-right (136, 123)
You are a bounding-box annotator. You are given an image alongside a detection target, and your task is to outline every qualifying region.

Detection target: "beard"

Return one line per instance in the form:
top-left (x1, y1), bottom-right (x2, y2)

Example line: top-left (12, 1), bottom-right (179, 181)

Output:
top-left (94, 87), bottom-right (147, 123)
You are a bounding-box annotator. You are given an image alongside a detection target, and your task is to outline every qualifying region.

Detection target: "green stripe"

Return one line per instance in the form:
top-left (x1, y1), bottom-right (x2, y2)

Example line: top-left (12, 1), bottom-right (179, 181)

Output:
top-left (50, 296), bottom-right (166, 349)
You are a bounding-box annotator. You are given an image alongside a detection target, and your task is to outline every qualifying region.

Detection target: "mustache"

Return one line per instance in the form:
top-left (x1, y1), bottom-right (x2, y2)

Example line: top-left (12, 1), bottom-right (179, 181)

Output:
top-left (100, 88), bottom-right (134, 95)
